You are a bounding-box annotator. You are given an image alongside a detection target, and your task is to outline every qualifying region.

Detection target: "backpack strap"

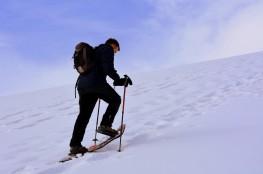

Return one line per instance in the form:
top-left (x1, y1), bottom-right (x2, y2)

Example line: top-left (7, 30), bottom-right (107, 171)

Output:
top-left (83, 46), bottom-right (87, 64)
top-left (76, 46), bottom-right (88, 74)
top-left (82, 46), bottom-right (88, 71)
top-left (75, 76), bottom-right (80, 98)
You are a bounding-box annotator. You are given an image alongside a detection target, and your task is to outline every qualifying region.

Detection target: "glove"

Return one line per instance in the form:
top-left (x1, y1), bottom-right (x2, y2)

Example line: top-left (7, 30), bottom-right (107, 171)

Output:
top-left (123, 75), bottom-right (133, 87)
top-left (113, 75), bottom-right (133, 87)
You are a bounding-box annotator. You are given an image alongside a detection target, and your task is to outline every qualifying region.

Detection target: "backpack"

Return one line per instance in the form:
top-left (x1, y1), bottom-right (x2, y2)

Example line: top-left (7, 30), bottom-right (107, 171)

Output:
top-left (73, 42), bottom-right (95, 74)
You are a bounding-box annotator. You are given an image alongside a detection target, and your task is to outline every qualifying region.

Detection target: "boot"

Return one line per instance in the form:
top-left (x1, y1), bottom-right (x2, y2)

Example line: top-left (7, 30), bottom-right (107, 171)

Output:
top-left (97, 125), bottom-right (118, 137)
top-left (69, 145), bottom-right (88, 155)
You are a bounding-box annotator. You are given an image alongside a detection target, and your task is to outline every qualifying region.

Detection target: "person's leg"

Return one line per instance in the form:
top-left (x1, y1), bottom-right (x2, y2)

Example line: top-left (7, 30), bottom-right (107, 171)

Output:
top-left (70, 93), bottom-right (98, 147)
top-left (98, 84), bottom-right (121, 127)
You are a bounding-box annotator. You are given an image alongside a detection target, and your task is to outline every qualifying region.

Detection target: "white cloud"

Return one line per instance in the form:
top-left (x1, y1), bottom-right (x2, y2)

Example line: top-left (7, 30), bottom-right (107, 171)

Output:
top-left (0, 43), bottom-right (76, 96)
top-left (137, 0), bottom-right (263, 66)
top-left (213, 2), bottom-right (263, 58)
top-left (0, 59), bottom-right (76, 96)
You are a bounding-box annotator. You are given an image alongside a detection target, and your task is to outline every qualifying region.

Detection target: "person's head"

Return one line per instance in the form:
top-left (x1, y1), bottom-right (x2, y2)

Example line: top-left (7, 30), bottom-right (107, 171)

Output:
top-left (105, 38), bottom-right (120, 54)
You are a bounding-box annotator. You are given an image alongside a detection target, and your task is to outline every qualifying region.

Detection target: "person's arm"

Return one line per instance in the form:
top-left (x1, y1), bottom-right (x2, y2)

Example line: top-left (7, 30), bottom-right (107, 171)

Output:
top-left (100, 47), bottom-right (120, 81)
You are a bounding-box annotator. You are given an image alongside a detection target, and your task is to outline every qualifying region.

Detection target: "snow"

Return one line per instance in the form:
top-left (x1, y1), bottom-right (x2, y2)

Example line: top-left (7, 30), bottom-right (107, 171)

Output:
top-left (1, 52), bottom-right (263, 174)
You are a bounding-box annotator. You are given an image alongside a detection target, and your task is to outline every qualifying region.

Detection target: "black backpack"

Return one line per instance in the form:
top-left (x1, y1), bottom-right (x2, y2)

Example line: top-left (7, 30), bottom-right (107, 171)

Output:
top-left (73, 42), bottom-right (95, 74)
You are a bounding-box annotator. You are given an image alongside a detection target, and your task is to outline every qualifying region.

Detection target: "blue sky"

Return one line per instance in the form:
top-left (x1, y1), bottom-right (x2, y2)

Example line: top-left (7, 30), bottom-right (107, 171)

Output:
top-left (1, 0), bottom-right (263, 95)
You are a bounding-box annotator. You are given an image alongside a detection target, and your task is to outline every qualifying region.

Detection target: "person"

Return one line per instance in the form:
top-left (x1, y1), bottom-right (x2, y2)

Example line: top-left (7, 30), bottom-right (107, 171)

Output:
top-left (69, 38), bottom-right (132, 154)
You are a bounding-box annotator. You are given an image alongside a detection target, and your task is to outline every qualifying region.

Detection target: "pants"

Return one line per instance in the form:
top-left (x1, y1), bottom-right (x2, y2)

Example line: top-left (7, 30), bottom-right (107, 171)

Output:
top-left (70, 84), bottom-right (121, 147)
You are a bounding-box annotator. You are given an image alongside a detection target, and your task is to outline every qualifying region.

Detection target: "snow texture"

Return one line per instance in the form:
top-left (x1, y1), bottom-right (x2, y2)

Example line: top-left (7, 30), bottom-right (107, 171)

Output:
top-left (1, 52), bottom-right (263, 174)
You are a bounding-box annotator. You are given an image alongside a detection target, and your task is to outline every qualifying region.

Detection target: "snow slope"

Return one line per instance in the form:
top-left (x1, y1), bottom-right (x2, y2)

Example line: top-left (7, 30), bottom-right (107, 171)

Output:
top-left (1, 52), bottom-right (263, 174)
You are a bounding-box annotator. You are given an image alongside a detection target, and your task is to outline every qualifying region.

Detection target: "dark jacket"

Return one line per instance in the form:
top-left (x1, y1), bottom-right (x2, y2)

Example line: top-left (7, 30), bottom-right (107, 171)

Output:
top-left (77, 44), bottom-right (120, 94)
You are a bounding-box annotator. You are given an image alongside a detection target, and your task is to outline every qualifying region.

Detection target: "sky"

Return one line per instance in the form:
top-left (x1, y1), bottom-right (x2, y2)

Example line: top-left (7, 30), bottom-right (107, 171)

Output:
top-left (1, 0), bottom-right (263, 96)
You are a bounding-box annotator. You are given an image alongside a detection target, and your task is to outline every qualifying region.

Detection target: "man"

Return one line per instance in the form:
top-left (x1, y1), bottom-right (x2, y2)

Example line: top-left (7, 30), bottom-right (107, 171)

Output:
top-left (69, 38), bottom-right (132, 154)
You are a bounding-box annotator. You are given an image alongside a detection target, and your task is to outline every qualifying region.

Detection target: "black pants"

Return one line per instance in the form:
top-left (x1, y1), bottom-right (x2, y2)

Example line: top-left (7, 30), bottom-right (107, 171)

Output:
top-left (70, 84), bottom-right (121, 147)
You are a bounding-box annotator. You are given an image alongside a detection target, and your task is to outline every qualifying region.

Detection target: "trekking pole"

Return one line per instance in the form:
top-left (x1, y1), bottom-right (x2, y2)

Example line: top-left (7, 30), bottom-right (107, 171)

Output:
top-left (118, 79), bottom-right (128, 152)
top-left (93, 99), bottom-right (101, 145)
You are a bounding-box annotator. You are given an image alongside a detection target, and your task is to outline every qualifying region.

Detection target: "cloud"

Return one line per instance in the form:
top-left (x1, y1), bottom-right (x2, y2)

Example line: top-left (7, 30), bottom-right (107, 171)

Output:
top-left (0, 34), bottom-right (76, 96)
top-left (213, 2), bottom-right (263, 58)
top-left (0, 56), bottom-right (76, 96)
top-left (134, 0), bottom-right (263, 66)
